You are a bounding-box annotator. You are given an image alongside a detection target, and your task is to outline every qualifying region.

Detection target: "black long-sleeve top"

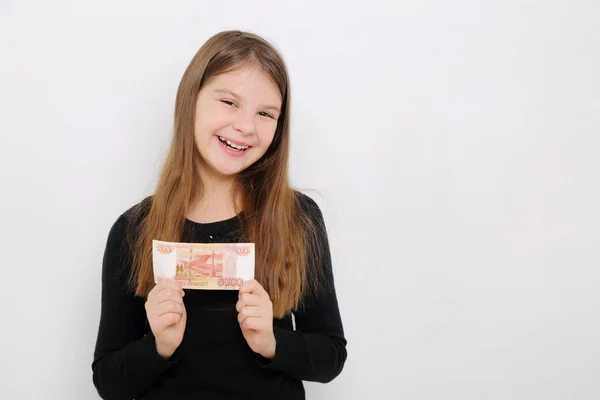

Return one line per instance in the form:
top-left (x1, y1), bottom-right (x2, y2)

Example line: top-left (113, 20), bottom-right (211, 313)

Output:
top-left (91, 193), bottom-right (347, 399)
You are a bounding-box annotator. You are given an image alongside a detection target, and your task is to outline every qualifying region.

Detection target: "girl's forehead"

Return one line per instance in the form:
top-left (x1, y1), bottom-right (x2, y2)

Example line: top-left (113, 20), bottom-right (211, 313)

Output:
top-left (210, 65), bottom-right (270, 85)
top-left (205, 68), bottom-right (282, 102)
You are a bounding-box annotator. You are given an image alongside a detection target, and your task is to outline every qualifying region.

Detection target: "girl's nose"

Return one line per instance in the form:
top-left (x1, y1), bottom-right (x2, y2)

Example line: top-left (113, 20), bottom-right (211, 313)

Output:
top-left (233, 111), bottom-right (255, 135)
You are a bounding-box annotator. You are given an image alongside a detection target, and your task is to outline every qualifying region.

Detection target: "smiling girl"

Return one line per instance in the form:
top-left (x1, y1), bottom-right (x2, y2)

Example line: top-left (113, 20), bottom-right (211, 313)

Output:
top-left (91, 30), bottom-right (347, 400)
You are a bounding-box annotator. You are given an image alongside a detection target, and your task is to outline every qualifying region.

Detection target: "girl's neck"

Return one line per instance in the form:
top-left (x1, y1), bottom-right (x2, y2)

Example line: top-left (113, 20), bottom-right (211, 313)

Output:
top-left (186, 165), bottom-right (240, 223)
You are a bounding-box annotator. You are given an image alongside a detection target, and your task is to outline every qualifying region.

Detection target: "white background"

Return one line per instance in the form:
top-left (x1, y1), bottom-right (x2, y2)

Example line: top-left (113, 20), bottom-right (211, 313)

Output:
top-left (1, 1), bottom-right (599, 399)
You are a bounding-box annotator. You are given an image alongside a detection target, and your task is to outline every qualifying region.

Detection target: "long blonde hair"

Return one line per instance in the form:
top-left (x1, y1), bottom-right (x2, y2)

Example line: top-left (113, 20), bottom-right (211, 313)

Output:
top-left (127, 30), bottom-right (324, 318)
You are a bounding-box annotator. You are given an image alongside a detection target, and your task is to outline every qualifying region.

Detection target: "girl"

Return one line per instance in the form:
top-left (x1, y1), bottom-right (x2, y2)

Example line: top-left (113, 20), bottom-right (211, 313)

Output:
top-left (91, 30), bottom-right (347, 399)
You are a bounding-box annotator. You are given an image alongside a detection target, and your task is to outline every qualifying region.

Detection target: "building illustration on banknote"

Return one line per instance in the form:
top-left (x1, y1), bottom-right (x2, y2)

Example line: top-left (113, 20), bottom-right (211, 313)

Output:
top-left (174, 247), bottom-right (237, 279)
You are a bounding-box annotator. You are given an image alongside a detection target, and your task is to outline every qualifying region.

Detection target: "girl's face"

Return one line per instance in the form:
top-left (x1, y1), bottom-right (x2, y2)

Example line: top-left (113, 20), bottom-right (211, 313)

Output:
top-left (194, 64), bottom-right (282, 179)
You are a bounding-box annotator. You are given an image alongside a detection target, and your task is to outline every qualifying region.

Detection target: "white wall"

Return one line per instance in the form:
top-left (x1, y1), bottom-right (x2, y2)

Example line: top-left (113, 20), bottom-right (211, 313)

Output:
top-left (1, 1), bottom-right (599, 399)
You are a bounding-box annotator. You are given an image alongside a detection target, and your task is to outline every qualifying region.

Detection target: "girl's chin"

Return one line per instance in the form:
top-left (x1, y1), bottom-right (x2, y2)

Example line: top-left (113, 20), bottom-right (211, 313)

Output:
top-left (205, 159), bottom-right (246, 178)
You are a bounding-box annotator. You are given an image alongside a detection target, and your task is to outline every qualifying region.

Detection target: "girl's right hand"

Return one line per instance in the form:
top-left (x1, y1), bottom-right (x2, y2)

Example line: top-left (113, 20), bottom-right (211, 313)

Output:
top-left (145, 278), bottom-right (187, 359)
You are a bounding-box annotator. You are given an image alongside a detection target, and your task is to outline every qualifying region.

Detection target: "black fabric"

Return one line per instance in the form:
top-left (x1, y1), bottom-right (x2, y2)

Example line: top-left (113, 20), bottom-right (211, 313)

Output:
top-left (91, 192), bottom-right (347, 399)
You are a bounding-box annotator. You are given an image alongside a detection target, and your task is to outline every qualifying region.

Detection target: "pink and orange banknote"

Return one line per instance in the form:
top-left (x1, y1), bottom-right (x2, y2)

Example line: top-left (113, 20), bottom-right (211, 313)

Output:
top-left (152, 240), bottom-right (255, 290)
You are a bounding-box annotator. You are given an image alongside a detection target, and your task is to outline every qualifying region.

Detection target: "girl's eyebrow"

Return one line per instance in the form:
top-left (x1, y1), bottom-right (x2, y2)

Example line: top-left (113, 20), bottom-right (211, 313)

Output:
top-left (214, 88), bottom-right (281, 113)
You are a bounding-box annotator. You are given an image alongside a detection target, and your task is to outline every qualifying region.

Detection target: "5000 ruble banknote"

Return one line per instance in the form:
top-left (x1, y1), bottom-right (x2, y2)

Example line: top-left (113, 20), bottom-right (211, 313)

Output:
top-left (152, 240), bottom-right (255, 290)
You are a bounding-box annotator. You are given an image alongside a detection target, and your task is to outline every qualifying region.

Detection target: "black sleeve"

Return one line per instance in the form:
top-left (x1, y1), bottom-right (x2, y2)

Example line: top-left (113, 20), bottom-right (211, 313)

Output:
top-left (91, 214), bottom-right (178, 400)
top-left (257, 194), bottom-right (348, 383)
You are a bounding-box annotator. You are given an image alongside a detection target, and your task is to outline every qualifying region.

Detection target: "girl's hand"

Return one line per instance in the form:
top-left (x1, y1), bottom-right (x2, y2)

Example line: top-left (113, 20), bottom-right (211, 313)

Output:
top-left (236, 279), bottom-right (276, 359)
top-left (145, 278), bottom-right (187, 359)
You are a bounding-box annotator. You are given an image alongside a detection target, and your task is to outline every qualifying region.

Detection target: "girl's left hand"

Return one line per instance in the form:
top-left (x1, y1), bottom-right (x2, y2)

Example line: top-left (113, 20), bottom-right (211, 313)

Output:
top-left (236, 279), bottom-right (276, 359)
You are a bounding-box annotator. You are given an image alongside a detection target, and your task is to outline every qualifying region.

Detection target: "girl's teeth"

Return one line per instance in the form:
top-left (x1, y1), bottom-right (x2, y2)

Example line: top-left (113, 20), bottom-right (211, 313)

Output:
top-left (219, 136), bottom-right (248, 151)
top-left (227, 140), bottom-right (246, 150)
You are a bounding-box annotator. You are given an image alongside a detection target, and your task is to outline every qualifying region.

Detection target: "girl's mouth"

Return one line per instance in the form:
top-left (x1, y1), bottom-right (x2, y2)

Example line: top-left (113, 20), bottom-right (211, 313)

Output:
top-left (218, 136), bottom-right (249, 151)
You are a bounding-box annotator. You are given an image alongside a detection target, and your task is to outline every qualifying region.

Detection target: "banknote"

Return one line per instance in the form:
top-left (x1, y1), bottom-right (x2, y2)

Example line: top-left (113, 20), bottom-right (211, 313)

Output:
top-left (152, 240), bottom-right (255, 290)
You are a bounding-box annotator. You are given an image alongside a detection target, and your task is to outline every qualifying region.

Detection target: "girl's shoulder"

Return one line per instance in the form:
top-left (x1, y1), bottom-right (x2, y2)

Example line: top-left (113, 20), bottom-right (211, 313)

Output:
top-left (107, 196), bottom-right (154, 244)
top-left (293, 190), bottom-right (325, 224)
top-left (122, 195), bottom-right (154, 222)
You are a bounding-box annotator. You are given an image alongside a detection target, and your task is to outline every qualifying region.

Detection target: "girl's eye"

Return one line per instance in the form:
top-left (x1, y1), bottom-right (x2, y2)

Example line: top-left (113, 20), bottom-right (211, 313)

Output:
top-left (258, 111), bottom-right (274, 119)
top-left (221, 100), bottom-right (236, 107)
